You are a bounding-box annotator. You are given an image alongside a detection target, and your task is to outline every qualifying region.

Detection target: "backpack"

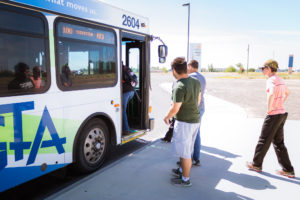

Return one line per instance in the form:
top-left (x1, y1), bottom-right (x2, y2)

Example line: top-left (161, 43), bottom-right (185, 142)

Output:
top-left (123, 65), bottom-right (137, 87)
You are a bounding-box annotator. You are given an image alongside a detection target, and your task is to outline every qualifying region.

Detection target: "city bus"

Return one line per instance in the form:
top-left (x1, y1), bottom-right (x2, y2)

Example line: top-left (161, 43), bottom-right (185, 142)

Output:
top-left (0, 0), bottom-right (167, 192)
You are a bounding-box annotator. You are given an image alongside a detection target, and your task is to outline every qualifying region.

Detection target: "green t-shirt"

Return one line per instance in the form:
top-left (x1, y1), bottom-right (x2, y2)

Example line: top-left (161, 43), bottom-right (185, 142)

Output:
top-left (172, 76), bottom-right (201, 123)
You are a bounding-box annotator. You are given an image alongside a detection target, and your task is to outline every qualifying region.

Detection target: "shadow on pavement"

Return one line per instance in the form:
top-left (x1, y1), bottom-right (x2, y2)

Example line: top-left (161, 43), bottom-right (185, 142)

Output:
top-left (188, 145), bottom-right (275, 200)
top-left (260, 172), bottom-right (300, 185)
top-left (27, 140), bottom-right (277, 200)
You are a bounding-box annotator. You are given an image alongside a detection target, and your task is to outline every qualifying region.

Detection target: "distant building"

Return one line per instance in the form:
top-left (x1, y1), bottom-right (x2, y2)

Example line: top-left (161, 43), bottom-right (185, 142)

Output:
top-left (189, 43), bottom-right (201, 71)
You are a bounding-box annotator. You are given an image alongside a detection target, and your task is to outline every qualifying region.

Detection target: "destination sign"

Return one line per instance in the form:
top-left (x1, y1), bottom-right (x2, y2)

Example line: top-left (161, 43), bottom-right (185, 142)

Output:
top-left (57, 22), bottom-right (115, 45)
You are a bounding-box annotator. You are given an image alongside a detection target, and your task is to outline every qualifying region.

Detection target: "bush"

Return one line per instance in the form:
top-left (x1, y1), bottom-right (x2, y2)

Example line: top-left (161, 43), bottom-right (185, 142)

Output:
top-left (208, 64), bottom-right (217, 72)
top-left (225, 66), bottom-right (236, 72)
top-left (248, 68), bottom-right (255, 72)
top-left (236, 63), bottom-right (245, 73)
top-left (239, 67), bottom-right (245, 73)
top-left (161, 67), bottom-right (168, 73)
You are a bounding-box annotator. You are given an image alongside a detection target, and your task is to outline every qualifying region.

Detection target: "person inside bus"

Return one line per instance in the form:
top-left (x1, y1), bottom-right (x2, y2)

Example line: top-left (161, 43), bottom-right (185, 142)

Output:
top-left (30, 66), bottom-right (43, 89)
top-left (60, 64), bottom-right (72, 87)
top-left (8, 62), bottom-right (34, 90)
top-left (122, 63), bottom-right (137, 135)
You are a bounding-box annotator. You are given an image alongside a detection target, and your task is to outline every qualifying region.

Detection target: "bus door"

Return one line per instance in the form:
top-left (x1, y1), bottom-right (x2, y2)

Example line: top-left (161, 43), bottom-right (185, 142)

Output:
top-left (121, 32), bottom-right (149, 142)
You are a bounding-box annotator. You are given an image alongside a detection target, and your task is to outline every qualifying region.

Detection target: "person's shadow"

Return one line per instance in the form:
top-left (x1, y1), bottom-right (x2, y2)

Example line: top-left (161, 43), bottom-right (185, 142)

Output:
top-left (185, 145), bottom-right (276, 200)
top-left (200, 146), bottom-right (300, 186)
top-left (261, 171), bottom-right (300, 185)
top-left (143, 142), bottom-right (278, 200)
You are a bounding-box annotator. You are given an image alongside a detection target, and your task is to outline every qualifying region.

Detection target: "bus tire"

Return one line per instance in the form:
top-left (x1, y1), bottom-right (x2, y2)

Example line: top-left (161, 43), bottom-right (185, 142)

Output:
top-left (74, 118), bottom-right (110, 173)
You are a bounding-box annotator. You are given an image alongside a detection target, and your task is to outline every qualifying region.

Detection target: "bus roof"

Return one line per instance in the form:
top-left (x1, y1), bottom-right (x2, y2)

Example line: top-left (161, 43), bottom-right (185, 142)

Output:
top-left (8, 0), bottom-right (150, 34)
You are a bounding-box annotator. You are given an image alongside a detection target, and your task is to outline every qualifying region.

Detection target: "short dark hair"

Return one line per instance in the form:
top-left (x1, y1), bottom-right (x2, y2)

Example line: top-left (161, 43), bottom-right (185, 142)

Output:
top-left (171, 57), bottom-right (187, 74)
top-left (188, 60), bottom-right (199, 69)
top-left (15, 62), bottom-right (29, 74)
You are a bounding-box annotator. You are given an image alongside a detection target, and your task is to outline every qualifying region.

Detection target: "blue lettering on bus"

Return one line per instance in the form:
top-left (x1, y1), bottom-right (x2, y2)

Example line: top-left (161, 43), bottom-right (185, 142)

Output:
top-left (0, 102), bottom-right (66, 170)
top-left (0, 143), bottom-right (7, 170)
top-left (27, 106), bottom-right (66, 165)
top-left (1, 102), bottom-right (34, 161)
top-left (0, 115), bottom-right (4, 126)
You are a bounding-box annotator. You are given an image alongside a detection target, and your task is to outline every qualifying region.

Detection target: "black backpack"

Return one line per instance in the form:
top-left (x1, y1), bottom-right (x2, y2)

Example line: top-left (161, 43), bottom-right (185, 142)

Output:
top-left (123, 66), bottom-right (137, 87)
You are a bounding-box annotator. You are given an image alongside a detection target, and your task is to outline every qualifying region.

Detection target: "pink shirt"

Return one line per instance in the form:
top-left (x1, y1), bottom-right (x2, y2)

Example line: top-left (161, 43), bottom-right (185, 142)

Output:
top-left (30, 77), bottom-right (42, 88)
top-left (266, 75), bottom-right (287, 115)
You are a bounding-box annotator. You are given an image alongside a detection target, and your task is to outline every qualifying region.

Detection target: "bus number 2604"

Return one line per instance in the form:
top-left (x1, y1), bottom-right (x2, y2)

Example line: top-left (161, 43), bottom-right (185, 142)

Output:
top-left (122, 14), bottom-right (140, 29)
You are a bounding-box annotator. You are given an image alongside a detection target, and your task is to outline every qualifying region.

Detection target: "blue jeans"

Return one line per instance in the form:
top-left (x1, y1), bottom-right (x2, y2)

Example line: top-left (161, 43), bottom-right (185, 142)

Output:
top-left (122, 91), bottom-right (134, 131)
top-left (192, 108), bottom-right (204, 161)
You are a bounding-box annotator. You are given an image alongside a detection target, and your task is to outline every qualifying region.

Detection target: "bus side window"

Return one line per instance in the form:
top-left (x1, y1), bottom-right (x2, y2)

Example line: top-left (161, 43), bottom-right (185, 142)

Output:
top-left (55, 20), bottom-right (117, 90)
top-left (0, 6), bottom-right (49, 97)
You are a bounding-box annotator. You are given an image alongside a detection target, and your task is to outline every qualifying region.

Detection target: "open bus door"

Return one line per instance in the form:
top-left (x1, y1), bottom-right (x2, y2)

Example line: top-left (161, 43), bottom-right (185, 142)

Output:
top-left (121, 32), bottom-right (150, 143)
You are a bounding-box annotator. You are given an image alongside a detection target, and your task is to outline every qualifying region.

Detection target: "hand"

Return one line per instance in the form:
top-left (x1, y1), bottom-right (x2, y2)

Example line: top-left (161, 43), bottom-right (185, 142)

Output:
top-left (163, 116), bottom-right (170, 125)
top-left (131, 81), bottom-right (136, 87)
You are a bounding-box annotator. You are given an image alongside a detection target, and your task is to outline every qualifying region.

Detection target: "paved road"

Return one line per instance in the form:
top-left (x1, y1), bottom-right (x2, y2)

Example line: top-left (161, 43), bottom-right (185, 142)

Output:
top-left (205, 75), bottom-right (300, 120)
top-left (150, 72), bottom-right (300, 120)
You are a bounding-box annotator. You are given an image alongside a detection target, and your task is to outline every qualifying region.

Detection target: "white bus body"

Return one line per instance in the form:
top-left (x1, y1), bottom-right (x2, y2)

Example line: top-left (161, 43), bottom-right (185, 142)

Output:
top-left (0, 0), bottom-right (164, 192)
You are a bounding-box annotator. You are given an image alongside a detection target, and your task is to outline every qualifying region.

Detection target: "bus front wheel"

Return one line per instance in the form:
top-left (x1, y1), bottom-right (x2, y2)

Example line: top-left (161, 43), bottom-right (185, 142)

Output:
top-left (74, 118), bottom-right (109, 173)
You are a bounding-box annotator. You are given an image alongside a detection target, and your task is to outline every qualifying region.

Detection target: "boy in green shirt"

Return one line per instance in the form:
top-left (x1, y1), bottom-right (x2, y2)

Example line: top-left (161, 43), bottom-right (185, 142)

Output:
top-left (164, 57), bottom-right (201, 186)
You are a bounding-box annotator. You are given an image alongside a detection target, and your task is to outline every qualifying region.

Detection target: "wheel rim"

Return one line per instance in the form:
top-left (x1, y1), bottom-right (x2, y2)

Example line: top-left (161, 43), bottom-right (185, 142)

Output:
top-left (83, 127), bottom-right (106, 164)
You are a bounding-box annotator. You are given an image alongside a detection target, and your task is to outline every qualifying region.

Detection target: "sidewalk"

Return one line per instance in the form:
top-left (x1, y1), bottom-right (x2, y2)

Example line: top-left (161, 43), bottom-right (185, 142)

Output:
top-left (47, 83), bottom-right (300, 200)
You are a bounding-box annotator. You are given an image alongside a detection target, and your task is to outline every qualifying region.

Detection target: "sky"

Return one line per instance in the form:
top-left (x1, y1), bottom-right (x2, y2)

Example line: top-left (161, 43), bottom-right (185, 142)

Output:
top-left (100, 0), bottom-right (300, 70)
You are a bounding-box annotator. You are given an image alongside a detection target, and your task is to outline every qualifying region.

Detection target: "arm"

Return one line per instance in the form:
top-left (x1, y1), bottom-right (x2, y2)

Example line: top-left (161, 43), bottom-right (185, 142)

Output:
top-left (283, 87), bottom-right (290, 103)
top-left (198, 92), bottom-right (201, 106)
top-left (164, 102), bottom-right (182, 125)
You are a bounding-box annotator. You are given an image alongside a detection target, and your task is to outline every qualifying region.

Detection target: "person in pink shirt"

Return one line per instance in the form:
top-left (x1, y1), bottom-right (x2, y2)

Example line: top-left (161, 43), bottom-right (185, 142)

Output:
top-left (247, 59), bottom-right (295, 178)
top-left (30, 66), bottom-right (42, 88)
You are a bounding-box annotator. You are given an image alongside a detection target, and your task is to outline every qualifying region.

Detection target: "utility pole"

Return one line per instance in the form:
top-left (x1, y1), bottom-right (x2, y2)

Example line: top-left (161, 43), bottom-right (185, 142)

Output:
top-left (247, 44), bottom-right (249, 76)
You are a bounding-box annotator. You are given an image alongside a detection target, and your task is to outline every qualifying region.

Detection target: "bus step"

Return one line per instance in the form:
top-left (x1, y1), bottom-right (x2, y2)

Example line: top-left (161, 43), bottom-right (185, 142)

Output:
top-left (121, 130), bottom-right (147, 144)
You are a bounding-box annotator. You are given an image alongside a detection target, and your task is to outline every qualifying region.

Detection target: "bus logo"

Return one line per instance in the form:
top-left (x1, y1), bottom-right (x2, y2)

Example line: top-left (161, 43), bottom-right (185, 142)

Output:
top-left (0, 101), bottom-right (66, 170)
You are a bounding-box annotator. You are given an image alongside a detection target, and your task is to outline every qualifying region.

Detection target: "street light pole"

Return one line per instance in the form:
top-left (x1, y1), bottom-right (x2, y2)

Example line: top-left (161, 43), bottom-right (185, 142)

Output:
top-left (183, 3), bottom-right (190, 62)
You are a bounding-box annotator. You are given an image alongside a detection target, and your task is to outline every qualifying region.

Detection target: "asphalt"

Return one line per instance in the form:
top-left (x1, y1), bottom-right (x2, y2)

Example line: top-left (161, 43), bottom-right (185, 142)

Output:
top-left (46, 82), bottom-right (300, 200)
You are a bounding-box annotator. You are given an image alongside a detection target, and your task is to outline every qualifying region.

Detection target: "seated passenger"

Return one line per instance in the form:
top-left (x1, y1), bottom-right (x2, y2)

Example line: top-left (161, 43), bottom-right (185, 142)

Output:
top-left (30, 66), bottom-right (43, 88)
top-left (60, 64), bottom-right (72, 87)
top-left (8, 62), bottom-right (34, 90)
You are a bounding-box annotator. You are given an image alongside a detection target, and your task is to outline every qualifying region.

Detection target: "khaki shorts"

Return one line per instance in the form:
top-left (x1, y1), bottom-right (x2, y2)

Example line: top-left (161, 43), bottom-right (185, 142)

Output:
top-left (172, 120), bottom-right (200, 159)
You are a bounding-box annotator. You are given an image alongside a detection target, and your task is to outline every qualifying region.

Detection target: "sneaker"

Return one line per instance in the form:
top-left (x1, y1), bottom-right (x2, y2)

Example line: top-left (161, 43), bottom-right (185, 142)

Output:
top-left (276, 170), bottom-right (295, 178)
top-left (172, 168), bottom-right (182, 178)
top-left (193, 160), bottom-right (201, 166)
top-left (171, 177), bottom-right (192, 187)
top-left (246, 162), bottom-right (262, 172)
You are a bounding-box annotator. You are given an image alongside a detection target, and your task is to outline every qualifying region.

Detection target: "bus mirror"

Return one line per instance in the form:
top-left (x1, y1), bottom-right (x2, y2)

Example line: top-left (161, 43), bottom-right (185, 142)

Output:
top-left (158, 45), bottom-right (168, 63)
